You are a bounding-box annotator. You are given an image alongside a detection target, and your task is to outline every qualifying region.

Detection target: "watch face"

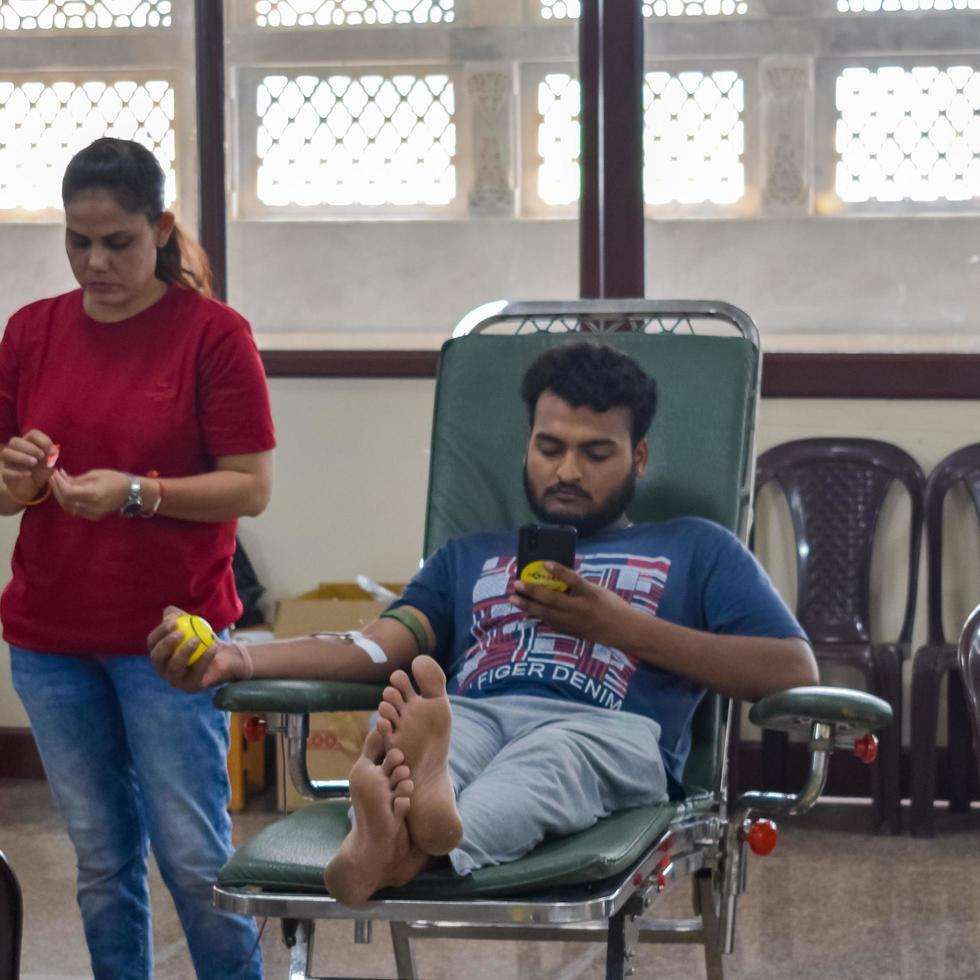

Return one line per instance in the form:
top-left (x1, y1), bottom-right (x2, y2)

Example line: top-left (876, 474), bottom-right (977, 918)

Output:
top-left (121, 479), bottom-right (142, 517)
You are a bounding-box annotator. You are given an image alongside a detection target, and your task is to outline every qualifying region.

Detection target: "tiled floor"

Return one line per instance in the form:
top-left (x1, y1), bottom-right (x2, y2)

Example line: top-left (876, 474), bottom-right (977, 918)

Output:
top-left (2, 778), bottom-right (979, 980)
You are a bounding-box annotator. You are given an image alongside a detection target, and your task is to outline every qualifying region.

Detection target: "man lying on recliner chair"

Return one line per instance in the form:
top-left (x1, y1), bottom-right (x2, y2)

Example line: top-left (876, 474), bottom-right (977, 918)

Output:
top-left (149, 342), bottom-right (818, 907)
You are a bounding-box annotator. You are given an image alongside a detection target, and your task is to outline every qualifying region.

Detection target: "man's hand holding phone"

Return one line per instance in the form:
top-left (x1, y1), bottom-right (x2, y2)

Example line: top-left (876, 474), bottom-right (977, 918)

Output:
top-left (516, 523), bottom-right (577, 592)
top-left (513, 528), bottom-right (639, 650)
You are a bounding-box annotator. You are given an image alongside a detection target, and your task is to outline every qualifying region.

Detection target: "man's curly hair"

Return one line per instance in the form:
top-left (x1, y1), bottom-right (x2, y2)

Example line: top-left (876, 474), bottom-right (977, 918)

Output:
top-left (520, 341), bottom-right (657, 445)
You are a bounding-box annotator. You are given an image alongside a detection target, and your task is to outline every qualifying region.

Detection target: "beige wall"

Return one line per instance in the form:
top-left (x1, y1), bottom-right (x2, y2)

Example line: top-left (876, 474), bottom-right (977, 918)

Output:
top-left (1, 384), bottom-right (979, 741)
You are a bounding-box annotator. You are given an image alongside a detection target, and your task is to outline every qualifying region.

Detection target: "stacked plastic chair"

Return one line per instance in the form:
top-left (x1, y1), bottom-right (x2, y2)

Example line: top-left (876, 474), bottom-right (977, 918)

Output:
top-left (754, 439), bottom-right (924, 834)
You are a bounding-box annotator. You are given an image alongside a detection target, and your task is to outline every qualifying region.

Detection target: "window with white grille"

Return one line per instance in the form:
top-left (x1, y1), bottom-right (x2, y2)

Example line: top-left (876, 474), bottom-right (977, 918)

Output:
top-left (0, 3), bottom-right (192, 222)
top-left (834, 65), bottom-right (980, 203)
top-left (536, 73), bottom-right (580, 206)
top-left (0, 79), bottom-right (175, 211)
top-left (529, 68), bottom-right (745, 210)
top-left (254, 0), bottom-right (454, 27)
top-left (839, 0), bottom-right (979, 11)
top-left (540, 0), bottom-right (747, 20)
top-left (0, 1), bottom-right (172, 30)
top-left (645, 70), bottom-right (744, 203)
top-left (255, 72), bottom-right (456, 207)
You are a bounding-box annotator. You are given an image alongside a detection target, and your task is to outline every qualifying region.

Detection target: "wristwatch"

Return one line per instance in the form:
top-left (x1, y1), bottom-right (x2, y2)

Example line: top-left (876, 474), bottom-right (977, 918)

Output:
top-left (119, 475), bottom-right (143, 518)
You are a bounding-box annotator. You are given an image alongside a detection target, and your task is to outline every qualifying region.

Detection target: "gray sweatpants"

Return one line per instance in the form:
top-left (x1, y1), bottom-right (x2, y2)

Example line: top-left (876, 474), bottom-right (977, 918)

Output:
top-left (444, 695), bottom-right (668, 876)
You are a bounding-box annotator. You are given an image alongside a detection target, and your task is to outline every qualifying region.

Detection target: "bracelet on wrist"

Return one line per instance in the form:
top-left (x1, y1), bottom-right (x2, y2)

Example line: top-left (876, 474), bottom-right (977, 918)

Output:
top-left (230, 640), bottom-right (255, 681)
top-left (140, 478), bottom-right (164, 518)
top-left (6, 483), bottom-right (52, 507)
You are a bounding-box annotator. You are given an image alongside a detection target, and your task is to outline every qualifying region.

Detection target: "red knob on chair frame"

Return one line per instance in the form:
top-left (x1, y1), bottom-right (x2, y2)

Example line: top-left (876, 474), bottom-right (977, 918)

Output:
top-left (243, 715), bottom-right (268, 742)
top-left (853, 733), bottom-right (878, 764)
top-left (745, 819), bottom-right (779, 856)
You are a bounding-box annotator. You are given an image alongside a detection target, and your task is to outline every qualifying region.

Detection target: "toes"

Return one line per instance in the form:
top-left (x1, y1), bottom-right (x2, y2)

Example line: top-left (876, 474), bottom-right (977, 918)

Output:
top-left (378, 701), bottom-right (399, 727)
top-left (392, 795), bottom-right (411, 820)
top-left (376, 716), bottom-right (393, 741)
top-left (388, 764), bottom-right (411, 787)
top-left (412, 655), bottom-right (447, 698)
top-left (393, 778), bottom-right (413, 801)
top-left (382, 748), bottom-right (405, 777)
top-left (382, 685), bottom-right (406, 712)
top-left (361, 727), bottom-right (385, 764)
top-left (389, 669), bottom-right (416, 703)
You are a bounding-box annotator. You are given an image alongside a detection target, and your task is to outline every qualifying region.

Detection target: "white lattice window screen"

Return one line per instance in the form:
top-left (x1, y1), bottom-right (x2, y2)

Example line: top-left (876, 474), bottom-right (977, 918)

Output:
top-left (255, 0), bottom-right (454, 26)
top-left (540, 0), bottom-right (747, 19)
top-left (835, 66), bottom-right (980, 203)
top-left (534, 70), bottom-right (744, 207)
top-left (0, 0), bottom-right (172, 29)
top-left (536, 73), bottom-right (580, 206)
top-left (644, 70), bottom-right (744, 204)
top-left (839, 0), bottom-right (980, 11)
top-left (0, 80), bottom-right (175, 211)
top-left (256, 73), bottom-right (456, 206)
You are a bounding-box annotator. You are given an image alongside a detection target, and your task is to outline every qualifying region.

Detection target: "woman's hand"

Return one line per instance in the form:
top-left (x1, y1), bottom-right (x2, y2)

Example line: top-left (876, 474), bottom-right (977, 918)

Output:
top-left (0, 430), bottom-right (57, 503)
top-left (148, 605), bottom-right (248, 691)
top-left (50, 468), bottom-right (130, 520)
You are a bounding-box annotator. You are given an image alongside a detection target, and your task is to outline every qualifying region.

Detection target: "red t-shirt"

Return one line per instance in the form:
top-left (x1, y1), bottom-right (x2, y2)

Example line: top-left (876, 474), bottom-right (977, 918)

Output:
top-left (0, 286), bottom-right (276, 654)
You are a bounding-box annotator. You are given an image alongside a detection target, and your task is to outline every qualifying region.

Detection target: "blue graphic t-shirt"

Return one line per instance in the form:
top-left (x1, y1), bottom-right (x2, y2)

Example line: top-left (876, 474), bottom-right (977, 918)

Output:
top-left (393, 517), bottom-right (807, 791)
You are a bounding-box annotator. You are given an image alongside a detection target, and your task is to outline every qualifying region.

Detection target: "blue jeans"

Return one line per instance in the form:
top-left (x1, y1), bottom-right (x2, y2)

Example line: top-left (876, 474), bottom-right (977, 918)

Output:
top-left (11, 647), bottom-right (263, 980)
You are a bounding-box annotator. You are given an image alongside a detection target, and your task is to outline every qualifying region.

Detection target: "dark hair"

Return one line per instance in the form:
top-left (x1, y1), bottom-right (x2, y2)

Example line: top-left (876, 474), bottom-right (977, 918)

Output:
top-left (61, 137), bottom-right (212, 295)
top-left (520, 341), bottom-right (657, 445)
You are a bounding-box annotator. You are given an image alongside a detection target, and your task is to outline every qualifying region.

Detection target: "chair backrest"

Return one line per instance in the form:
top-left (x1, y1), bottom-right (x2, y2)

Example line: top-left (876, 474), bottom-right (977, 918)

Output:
top-left (755, 438), bottom-right (924, 647)
top-left (957, 604), bottom-right (980, 789)
top-left (423, 300), bottom-right (761, 795)
top-left (0, 849), bottom-right (22, 980)
top-left (923, 443), bottom-right (980, 645)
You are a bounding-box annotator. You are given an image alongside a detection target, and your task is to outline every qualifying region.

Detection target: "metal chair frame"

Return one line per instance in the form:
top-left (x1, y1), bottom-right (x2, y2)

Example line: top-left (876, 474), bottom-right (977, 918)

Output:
top-left (957, 603), bottom-right (980, 790)
top-left (0, 849), bottom-right (22, 980)
top-left (910, 444), bottom-right (980, 835)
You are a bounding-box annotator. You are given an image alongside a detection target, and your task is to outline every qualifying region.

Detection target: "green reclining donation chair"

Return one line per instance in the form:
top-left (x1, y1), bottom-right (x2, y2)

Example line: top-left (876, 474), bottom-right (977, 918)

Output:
top-left (214, 301), bottom-right (892, 980)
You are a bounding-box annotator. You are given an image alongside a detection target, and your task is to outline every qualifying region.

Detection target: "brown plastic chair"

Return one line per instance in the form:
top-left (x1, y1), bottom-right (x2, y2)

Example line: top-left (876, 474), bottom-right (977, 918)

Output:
top-left (754, 438), bottom-right (924, 834)
top-left (909, 443), bottom-right (980, 836)
top-left (958, 603), bottom-right (980, 791)
top-left (0, 849), bottom-right (22, 980)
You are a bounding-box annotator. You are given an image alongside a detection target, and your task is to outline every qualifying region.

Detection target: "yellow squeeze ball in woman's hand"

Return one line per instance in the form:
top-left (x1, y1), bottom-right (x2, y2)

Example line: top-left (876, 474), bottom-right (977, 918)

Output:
top-left (174, 614), bottom-right (217, 666)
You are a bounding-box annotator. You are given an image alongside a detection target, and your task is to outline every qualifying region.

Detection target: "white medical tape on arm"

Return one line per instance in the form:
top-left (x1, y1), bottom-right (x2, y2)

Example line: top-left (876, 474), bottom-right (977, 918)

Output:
top-left (312, 630), bottom-right (388, 664)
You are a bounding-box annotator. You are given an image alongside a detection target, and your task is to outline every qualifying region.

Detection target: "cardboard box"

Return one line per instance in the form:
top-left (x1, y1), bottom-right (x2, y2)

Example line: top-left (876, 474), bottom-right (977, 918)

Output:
top-left (226, 627), bottom-right (275, 812)
top-left (274, 582), bottom-right (402, 810)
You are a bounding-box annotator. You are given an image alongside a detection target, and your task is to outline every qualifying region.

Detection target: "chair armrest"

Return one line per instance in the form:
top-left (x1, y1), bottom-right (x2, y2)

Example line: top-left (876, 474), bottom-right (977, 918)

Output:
top-left (213, 680), bottom-right (386, 714)
top-left (748, 685), bottom-right (892, 736)
top-left (735, 686), bottom-right (892, 821)
top-left (214, 680), bottom-right (386, 802)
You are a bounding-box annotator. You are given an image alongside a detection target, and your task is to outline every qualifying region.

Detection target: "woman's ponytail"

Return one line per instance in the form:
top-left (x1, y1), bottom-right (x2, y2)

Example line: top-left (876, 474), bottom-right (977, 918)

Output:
top-left (155, 222), bottom-right (212, 296)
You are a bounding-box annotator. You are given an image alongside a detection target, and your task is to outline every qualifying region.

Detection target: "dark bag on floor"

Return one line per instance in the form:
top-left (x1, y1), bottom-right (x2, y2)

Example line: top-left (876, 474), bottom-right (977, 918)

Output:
top-left (233, 540), bottom-right (267, 628)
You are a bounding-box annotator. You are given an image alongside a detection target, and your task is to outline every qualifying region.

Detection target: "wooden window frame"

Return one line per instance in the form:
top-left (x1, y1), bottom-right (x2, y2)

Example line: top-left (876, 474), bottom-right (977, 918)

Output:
top-left (195, 1), bottom-right (980, 397)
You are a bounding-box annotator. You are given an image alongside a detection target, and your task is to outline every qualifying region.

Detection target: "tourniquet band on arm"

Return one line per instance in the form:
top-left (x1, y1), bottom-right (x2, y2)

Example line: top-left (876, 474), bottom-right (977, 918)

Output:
top-left (379, 607), bottom-right (430, 655)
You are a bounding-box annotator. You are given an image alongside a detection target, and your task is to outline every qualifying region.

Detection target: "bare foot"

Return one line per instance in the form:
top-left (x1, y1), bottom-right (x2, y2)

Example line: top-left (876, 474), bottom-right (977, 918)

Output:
top-left (376, 655), bottom-right (463, 856)
top-left (323, 728), bottom-right (427, 907)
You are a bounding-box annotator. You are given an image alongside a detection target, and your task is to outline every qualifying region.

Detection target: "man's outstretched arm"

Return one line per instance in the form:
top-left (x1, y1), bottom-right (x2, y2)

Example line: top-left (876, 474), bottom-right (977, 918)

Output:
top-left (147, 605), bottom-right (436, 692)
top-left (513, 565), bottom-right (818, 702)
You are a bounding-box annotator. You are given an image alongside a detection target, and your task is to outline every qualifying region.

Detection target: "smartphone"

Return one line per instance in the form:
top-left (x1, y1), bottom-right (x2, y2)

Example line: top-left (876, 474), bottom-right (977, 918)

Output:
top-left (517, 523), bottom-right (578, 592)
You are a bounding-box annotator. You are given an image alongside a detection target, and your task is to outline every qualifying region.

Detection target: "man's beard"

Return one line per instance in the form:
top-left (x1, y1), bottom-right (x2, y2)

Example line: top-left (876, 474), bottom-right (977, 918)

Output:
top-left (522, 463), bottom-right (638, 538)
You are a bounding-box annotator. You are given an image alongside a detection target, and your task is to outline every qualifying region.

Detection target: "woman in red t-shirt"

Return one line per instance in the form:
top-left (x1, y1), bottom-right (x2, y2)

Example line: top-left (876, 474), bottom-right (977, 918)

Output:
top-left (0, 138), bottom-right (274, 979)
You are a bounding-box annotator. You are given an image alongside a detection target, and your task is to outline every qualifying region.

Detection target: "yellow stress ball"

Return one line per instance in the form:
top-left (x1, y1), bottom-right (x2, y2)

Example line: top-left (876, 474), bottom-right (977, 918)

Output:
top-left (519, 560), bottom-right (569, 593)
top-left (175, 614), bottom-right (217, 666)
